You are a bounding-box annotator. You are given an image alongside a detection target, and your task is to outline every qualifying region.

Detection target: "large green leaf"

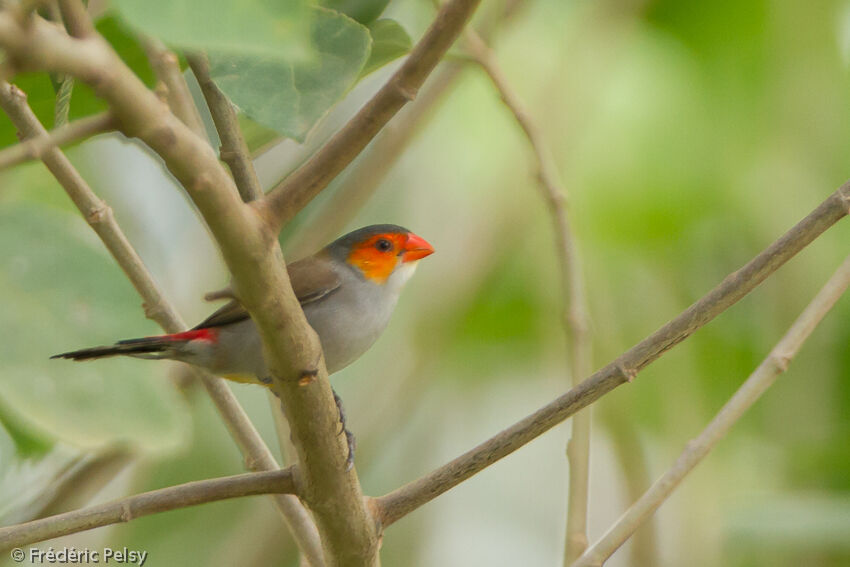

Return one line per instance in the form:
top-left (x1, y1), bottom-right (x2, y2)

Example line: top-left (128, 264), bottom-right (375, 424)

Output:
top-left (360, 19), bottom-right (411, 78)
top-left (318, 0), bottom-right (390, 24)
top-left (209, 7), bottom-right (371, 142)
top-left (0, 205), bottom-right (189, 453)
top-left (112, 0), bottom-right (310, 59)
top-left (0, 17), bottom-right (155, 148)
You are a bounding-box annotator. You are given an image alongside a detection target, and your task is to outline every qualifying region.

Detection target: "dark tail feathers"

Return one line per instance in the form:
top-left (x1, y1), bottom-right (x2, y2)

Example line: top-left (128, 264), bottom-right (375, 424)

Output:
top-left (51, 337), bottom-right (171, 361)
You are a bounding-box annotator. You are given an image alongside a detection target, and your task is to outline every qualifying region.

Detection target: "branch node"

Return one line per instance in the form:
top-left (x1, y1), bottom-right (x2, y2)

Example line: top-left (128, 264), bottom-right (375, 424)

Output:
top-left (769, 353), bottom-right (791, 372)
top-left (142, 301), bottom-right (166, 322)
top-left (153, 81), bottom-right (169, 103)
top-left (119, 501), bottom-right (133, 523)
top-left (243, 455), bottom-right (259, 471)
top-left (85, 202), bottom-right (111, 225)
top-left (394, 81), bottom-right (418, 102)
top-left (837, 182), bottom-right (850, 214)
top-left (616, 363), bottom-right (637, 383)
top-left (298, 368), bottom-right (318, 386)
top-left (219, 148), bottom-right (238, 161)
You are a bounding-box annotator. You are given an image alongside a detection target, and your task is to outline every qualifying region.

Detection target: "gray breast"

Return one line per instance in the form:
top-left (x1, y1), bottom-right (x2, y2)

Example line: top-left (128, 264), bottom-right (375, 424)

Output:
top-left (303, 267), bottom-right (401, 374)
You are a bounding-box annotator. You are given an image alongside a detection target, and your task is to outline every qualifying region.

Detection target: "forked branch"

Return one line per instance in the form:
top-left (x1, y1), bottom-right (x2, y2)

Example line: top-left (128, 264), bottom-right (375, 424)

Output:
top-left (572, 253), bottom-right (850, 566)
top-left (374, 185), bottom-right (850, 527)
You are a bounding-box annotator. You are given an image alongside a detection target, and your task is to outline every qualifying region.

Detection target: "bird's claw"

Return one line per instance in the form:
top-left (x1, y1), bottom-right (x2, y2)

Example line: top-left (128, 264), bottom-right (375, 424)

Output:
top-left (332, 388), bottom-right (356, 471)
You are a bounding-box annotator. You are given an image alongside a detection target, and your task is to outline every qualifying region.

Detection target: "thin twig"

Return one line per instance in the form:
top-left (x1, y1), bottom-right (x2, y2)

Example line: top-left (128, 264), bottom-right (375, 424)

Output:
top-left (572, 253), bottom-right (850, 567)
top-left (56, 0), bottom-right (92, 37)
top-left (599, 408), bottom-right (658, 566)
top-left (0, 81), bottom-right (325, 567)
top-left (464, 29), bottom-right (594, 562)
top-left (285, 62), bottom-right (464, 258)
top-left (285, 0), bottom-right (528, 257)
top-left (0, 7), bottom-right (392, 562)
top-left (140, 37), bottom-right (206, 139)
top-left (34, 447), bottom-right (134, 521)
top-left (187, 52), bottom-right (263, 202)
top-left (0, 468), bottom-right (296, 550)
top-left (262, 0), bottom-right (484, 230)
top-left (374, 185), bottom-right (850, 527)
top-left (186, 52), bottom-right (304, 562)
top-left (0, 110), bottom-right (113, 170)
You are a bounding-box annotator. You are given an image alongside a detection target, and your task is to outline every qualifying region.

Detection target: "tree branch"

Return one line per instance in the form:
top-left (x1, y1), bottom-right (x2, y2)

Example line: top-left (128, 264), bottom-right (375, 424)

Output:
top-left (187, 52), bottom-right (264, 202)
top-left (463, 29), bottom-right (594, 562)
top-left (0, 9), bottom-right (382, 564)
top-left (140, 37), bottom-right (206, 139)
top-left (0, 110), bottom-right (113, 170)
top-left (374, 185), bottom-right (850, 527)
top-left (572, 252), bottom-right (850, 567)
top-left (0, 468), bottom-right (296, 550)
top-left (285, 62), bottom-right (463, 258)
top-left (0, 80), bottom-right (324, 567)
top-left (261, 0), bottom-right (483, 230)
top-left (56, 0), bottom-right (92, 38)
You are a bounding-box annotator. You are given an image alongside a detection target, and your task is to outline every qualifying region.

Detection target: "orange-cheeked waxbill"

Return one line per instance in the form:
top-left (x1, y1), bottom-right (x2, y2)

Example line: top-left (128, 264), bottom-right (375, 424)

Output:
top-left (53, 225), bottom-right (435, 384)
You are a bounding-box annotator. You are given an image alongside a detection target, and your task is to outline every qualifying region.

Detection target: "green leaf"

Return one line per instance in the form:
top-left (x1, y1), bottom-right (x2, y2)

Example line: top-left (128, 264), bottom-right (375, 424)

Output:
top-left (360, 19), bottom-right (411, 78)
top-left (0, 204), bottom-right (189, 454)
top-left (317, 0), bottom-right (390, 24)
top-left (112, 0), bottom-right (310, 60)
top-left (209, 7), bottom-right (371, 142)
top-left (237, 114), bottom-right (280, 154)
top-left (0, 16), bottom-right (155, 148)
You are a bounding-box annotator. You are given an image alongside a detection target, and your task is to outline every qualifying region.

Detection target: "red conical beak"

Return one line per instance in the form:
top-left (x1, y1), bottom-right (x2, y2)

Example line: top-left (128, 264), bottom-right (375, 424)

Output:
top-left (402, 233), bottom-right (434, 263)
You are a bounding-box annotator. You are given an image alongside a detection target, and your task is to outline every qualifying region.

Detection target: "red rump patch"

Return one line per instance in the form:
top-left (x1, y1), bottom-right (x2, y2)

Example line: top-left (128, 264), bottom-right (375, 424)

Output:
top-left (167, 328), bottom-right (219, 343)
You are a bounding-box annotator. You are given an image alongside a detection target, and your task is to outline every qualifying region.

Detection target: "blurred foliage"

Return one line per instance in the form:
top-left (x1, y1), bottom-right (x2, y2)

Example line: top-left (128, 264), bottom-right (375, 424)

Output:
top-left (113, 0), bottom-right (311, 59)
top-left (208, 7), bottom-right (372, 142)
top-left (0, 17), bottom-right (156, 147)
top-left (0, 204), bottom-right (189, 454)
top-left (1, 0), bottom-right (850, 566)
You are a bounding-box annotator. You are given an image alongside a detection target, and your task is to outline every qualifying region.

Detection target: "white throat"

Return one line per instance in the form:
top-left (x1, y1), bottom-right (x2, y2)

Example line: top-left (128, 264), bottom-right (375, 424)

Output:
top-left (387, 261), bottom-right (419, 293)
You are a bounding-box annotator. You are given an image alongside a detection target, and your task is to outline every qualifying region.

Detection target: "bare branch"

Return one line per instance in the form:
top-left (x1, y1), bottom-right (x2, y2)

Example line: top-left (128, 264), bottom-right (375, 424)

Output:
top-left (572, 253), bottom-right (850, 567)
top-left (0, 11), bottom-right (387, 564)
top-left (0, 81), bottom-right (324, 566)
top-left (463, 29), bottom-right (594, 562)
top-left (187, 52), bottom-right (264, 202)
top-left (140, 37), bottom-right (206, 139)
top-left (374, 185), bottom-right (850, 527)
top-left (56, 0), bottom-right (92, 38)
top-left (262, 0), bottom-right (483, 230)
top-left (0, 468), bottom-right (296, 549)
top-left (285, 62), bottom-right (464, 258)
top-left (0, 110), bottom-right (113, 170)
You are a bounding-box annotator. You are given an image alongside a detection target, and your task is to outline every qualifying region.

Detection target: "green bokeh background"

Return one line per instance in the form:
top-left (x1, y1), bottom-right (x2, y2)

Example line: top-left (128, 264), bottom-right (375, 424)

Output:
top-left (2, 0), bottom-right (850, 565)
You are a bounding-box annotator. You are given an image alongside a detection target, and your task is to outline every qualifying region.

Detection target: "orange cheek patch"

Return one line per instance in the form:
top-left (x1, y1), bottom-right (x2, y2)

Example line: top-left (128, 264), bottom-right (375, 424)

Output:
top-left (347, 247), bottom-right (397, 283)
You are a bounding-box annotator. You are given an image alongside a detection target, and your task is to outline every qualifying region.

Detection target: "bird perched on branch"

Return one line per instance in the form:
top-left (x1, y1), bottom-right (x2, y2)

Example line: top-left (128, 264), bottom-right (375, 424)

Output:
top-left (52, 224), bottom-right (435, 468)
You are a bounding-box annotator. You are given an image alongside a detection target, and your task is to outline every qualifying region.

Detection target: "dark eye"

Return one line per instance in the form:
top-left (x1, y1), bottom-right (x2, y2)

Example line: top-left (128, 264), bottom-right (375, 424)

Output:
top-left (375, 238), bottom-right (393, 252)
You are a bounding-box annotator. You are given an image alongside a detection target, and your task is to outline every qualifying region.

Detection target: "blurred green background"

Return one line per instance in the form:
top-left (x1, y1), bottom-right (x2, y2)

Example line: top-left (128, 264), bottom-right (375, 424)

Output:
top-left (2, 0), bottom-right (850, 565)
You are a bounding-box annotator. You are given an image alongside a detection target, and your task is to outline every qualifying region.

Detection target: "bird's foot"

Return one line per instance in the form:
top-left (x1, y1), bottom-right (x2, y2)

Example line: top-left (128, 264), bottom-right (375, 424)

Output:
top-left (332, 388), bottom-right (356, 471)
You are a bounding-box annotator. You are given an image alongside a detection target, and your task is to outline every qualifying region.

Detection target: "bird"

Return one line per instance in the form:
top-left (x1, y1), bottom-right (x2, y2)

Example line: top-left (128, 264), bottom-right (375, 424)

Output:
top-left (52, 224), bottom-right (435, 467)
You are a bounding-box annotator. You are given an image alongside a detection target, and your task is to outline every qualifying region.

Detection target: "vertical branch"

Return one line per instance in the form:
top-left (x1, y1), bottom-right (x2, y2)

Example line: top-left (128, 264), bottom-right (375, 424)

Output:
top-left (187, 53), bottom-right (264, 202)
top-left (140, 37), bottom-right (206, 139)
top-left (572, 253), bottom-right (850, 567)
top-left (56, 0), bottom-right (92, 38)
top-left (0, 81), bottom-right (325, 567)
top-left (188, 51), bottom-right (311, 561)
top-left (463, 29), bottom-right (594, 562)
top-left (600, 409), bottom-right (658, 566)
